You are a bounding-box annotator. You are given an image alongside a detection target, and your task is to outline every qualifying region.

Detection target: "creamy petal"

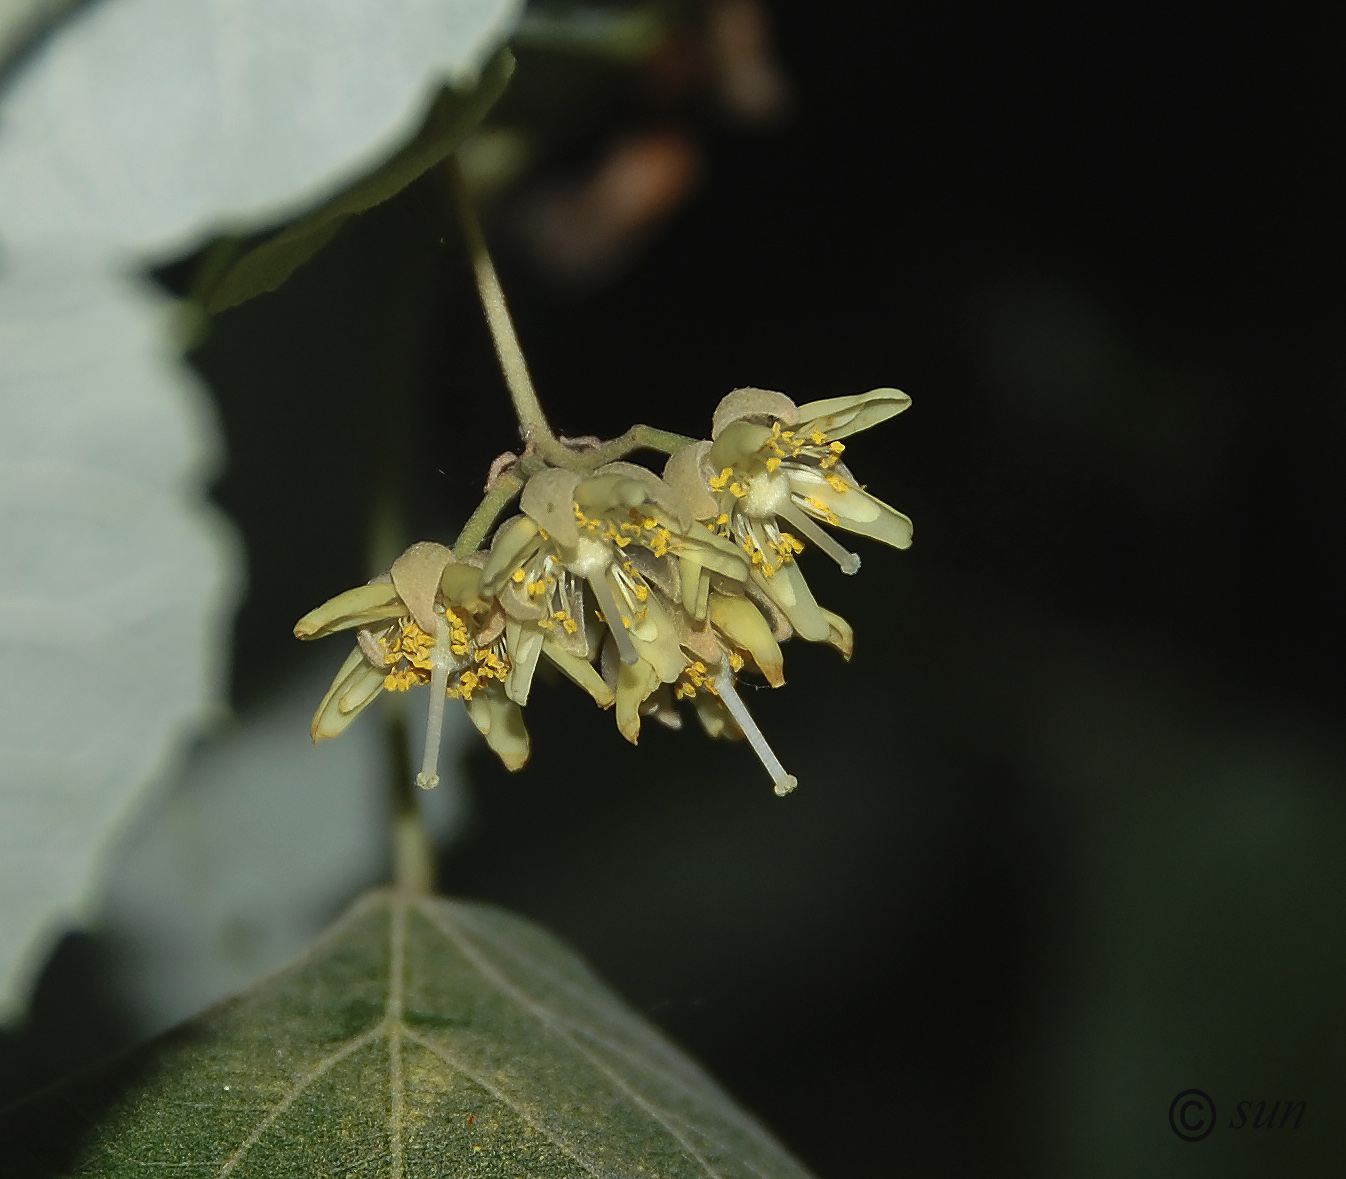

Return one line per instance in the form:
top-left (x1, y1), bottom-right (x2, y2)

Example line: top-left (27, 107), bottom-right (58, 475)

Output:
top-left (678, 555), bottom-right (704, 618)
top-left (615, 657), bottom-right (661, 743)
top-left (481, 514), bottom-right (543, 596)
top-left (754, 560), bottom-right (830, 642)
top-left (789, 475), bottom-right (913, 549)
top-left (627, 592), bottom-right (688, 683)
top-left (819, 606), bottom-right (855, 660)
top-left (707, 420), bottom-right (774, 472)
top-left (592, 461), bottom-right (697, 529)
top-left (541, 637), bottom-right (615, 708)
top-left (692, 691), bottom-right (736, 740)
top-left (440, 562), bottom-right (488, 612)
top-left (709, 594), bottom-right (785, 686)
top-left (466, 688), bottom-right (531, 771)
top-left (499, 576), bottom-right (547, 621)
top-left (504, 618), bottom-right (545, 706)
top-left (294, 581), bottom-right (406, 639)
top-left (640, 684), bottom-right (683, 730)
top-left (678, 525), bottom-right (752, 581)
top-left (337, 661), bottom-right (386, 715)
top-left (310, 647), bottom-right (379, 741)
top-left (793, 387), bottom-right (910, 439)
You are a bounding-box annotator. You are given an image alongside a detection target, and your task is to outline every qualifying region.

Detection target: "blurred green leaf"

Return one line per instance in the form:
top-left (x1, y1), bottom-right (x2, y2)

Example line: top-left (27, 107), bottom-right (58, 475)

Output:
top-left (200, 48), bottom-right (516, 315)
top-left (1, 889), bottom-right (815, 1178)
top-left (512, 2), bottom-right (672, 60)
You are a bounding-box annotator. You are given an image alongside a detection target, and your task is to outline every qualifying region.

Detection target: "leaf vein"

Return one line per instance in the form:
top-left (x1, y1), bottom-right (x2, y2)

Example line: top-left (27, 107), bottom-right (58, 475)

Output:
top-left (401, 1027), bottom-right (606, 1178)
top-left (214, 1023), bottom-right (385, 1178)
top-left (417, 901), bottom-right (728, 1179)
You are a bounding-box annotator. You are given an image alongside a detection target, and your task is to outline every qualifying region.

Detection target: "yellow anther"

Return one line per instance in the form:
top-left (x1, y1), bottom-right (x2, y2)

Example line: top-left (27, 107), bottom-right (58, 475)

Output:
top-left (384, 666), bottom-right (423, 692)
top-left (512, 568), bottom-right (527, 583)
top-left (729, 482), bottom-right (748, 498)
top-left (729, 651), bottom-right (745, 672)
top-left (634, 585), bottom-right (649, 603)
top-left (830, 440), bottom-right (845, 453)
top-left (709, 467), bottom-right (734, 491)
top-left (826, 473), bottom-right (849, 493)
top-left (766, 456), bottom-right (782, 473)
top-left (810, 429), bottom-right (827, 445)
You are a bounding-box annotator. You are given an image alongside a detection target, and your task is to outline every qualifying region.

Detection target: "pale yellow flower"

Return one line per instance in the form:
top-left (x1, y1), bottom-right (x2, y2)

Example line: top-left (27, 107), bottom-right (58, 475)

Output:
top-left (664, 386), bottom-right (912, 644)
top-left (480, 463), bottom-right (750, 678)
top-left (296, 540), bottom-right (599, 779)
top-left (598, 581), bottom-right (800, 795)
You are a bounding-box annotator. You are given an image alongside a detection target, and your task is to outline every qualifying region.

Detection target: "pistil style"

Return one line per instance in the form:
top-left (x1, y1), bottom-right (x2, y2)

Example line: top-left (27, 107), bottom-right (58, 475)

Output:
top-left (713, 667), bottom-right (798, 796)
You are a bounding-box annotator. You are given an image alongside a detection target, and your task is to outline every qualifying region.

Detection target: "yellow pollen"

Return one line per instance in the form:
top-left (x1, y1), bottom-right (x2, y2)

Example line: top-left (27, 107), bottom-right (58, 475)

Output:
top-left (806, 496), bottom-right (841, 525)
top-left (766, 456), bottom-right (781, 473)
top-left (708, 467), bottom-right (734, 491)
top-left (511, 569), bottom-right (526, 583)
top-left (826, 473), bottom-right (849, 493)
top-left (383, 666), bottom-right (422, 692)
top-left (810, 429), bottom-right (827, 445)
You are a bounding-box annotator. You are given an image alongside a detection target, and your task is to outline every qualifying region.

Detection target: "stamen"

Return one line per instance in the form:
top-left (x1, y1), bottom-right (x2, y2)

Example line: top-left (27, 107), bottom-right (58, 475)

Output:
top-left (416, 612), bottom-right (457, 789)
top-left (713, 667), bottom-right (798, 796)
top-left (589, 571), bottom-right (640, 665)
top-left (778, 500), bottom-right (861, 575)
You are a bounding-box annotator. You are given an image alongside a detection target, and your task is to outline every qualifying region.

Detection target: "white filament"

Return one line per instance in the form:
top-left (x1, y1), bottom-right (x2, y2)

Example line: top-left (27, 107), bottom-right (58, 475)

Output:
top-left (778, 501), bottom-right (861, 575)
top-left (714, 668), bottom-right (798, 796)
top-left (416, 614), bottom-right (456, 789)
top-left (589, 570), bottom-right (639, 665)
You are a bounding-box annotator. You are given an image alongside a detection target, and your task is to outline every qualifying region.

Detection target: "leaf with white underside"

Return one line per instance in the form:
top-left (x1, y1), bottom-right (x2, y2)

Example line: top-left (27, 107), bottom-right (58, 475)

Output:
top-left (200, 47), bottom-right (516, 313)
top-left (0, 0), bottom-right (522, 1022)
top-left (0, 255), bottom-right (241, 1023)
top-left (0, 890), bottom-right (817, 1179)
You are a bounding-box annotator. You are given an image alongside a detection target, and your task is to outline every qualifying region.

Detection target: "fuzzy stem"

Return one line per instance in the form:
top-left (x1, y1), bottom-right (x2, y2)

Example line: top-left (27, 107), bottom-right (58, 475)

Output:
top-left (447, 156), bottom-right (555, 446)
top-left (569, 424), bottom-right (698, 471)
top-left (453, 469), bottom-right (525, 559)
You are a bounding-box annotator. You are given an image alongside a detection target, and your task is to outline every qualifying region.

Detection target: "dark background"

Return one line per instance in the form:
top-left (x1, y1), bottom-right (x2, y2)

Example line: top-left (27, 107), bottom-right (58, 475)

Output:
top-left (6, 3), bottom-right (1344, 1176)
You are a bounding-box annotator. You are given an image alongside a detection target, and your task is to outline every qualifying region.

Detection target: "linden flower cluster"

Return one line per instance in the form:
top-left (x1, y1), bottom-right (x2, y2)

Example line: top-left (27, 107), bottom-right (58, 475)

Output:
top-left (295, 387), bottom-right (911, 795)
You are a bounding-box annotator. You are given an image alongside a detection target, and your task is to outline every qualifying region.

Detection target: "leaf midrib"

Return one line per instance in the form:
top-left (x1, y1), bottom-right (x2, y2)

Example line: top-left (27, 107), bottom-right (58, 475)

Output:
top-left (214, 892), bottom-right (753, 1179)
